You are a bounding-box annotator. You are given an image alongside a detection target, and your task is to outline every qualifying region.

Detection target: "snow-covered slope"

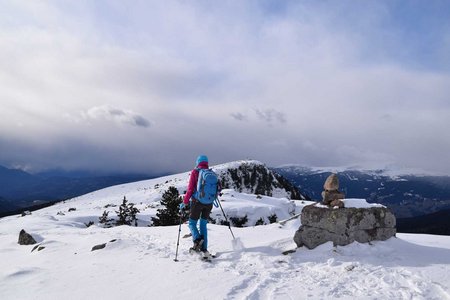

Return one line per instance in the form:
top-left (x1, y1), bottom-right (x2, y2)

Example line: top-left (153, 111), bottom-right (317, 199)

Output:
top-left (0, 161), bottom-right (306, 228)
top-left (27, 160), bottom-right (304, 227)
top-left (1, 161), bottom-right (450, 299)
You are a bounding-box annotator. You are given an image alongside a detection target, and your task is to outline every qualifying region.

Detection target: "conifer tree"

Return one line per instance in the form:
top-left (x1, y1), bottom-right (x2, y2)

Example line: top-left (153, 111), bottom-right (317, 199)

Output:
top-left (115, 196), bottom-right (140, 226)
top-left (99, 210), bottom-right (114, 228)
top-left (152, 186), bottom-right (184, 226)
top-left (230, 215), bottom-right (248, 227)
top-left (268, 213), bottom-right (278, 224)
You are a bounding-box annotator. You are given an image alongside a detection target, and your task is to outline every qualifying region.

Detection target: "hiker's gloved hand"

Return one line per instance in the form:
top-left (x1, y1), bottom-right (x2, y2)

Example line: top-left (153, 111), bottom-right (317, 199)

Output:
top-left (179, 203), bottom-right (185, 211)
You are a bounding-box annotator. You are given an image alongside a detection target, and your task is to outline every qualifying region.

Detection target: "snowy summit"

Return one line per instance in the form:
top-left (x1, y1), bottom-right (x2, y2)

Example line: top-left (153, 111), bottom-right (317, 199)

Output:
top-left (0, 160), bottom-right (449, 299)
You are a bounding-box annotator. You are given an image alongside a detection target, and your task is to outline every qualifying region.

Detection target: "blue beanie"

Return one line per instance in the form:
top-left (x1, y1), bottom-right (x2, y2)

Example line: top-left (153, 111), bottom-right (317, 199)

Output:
top-left (196, 155), bottom-right (208, 165)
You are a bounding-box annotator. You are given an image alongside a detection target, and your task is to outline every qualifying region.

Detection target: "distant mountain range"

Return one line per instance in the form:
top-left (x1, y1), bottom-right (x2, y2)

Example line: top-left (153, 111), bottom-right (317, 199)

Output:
top-left (3, 162), bottom-right (450, 235)
top-left (0, 160), bottom-right (307, 218)
top-left (272, 165), bottom-right (450, 219)
top-left (396, 209), bottom-right (450, 235)
top-left (0, 165), bottom-right (161, 217)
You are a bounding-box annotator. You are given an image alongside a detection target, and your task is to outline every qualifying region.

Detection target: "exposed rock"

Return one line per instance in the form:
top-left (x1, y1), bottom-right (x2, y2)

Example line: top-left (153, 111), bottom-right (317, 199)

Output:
top-left (324, 173), bottom-right (340, 190)
top-left (21, 211), bottom-right (32, 217)
top-left (321, 174), bottom-right (345, 206)
top-left (31, 245), bottom-right (46, 252)
top-left (18, 229), bottom-right (37, 245)
top-left (322, 190), bottom-right (345, 206)
top-left (330, 199), bottom-right (344, 208)
top-left (282, 249), bottom-right (296, 255)
top-left (217, 162), bottom-right (307, 200)
top-left (91, 243), bottom-right (106, 251)
top-left (68, 208), bottom-right (76, 212)
top-left (294, 204), bottom-right (396, 249)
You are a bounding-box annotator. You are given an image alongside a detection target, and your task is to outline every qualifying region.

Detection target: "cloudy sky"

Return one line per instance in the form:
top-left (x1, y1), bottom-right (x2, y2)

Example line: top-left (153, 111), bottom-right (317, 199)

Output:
top-left (1, 0), bottom-right (449, 175)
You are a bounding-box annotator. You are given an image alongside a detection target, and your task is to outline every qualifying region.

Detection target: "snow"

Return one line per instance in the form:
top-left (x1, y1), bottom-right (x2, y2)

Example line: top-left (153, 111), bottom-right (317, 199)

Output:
top-left (216, 189), bottom-right (297, 225)
top-left (1, 166), bottom-right (450, 299)
top-left (214, 159), bottom-right (265, 171)
top-left (343, 198), bottom-right (385, 208)
top-left (313, 199), bottom-right (384, 209)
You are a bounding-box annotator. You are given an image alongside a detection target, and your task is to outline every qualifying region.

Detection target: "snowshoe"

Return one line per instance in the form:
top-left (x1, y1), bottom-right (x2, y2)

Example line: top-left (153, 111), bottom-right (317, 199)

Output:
top-left (201, 250), bottom-right (214, 262)
top-left (192, 236), bottom-right (204, 251)
top-left (189, 247), bottom-right (216, 262)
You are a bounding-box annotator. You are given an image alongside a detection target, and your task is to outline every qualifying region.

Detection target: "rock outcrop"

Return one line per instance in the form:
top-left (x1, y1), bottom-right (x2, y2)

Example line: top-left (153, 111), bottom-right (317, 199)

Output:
top-left (18, 229), bottom-right (37, 245)
top-left (294, 204), bottom-right (396, 249)
top-left (91, 243), bottom-right (106, 251)
top-left (216, 161), bottom-right (307, 200)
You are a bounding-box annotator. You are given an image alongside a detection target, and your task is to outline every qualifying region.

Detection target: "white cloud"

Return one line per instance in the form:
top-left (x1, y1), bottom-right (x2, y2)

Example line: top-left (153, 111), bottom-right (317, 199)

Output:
top-left (254, 109), bottom-right (286, 125)
top-left (0, 1), bottom-right (449, 174)
top-left (230, 112), bottom-right (248, 122)
top-left (83, 105), bottom-right (151, 128)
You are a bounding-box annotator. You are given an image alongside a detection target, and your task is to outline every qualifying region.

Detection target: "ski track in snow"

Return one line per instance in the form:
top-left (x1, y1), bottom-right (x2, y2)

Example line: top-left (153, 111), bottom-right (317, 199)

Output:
top-left (1, 219), bottom-right (450, 300)
top-left (221, 251), bottom-right (449, 300)
top-left (171, 232), bottom-right (449, 300)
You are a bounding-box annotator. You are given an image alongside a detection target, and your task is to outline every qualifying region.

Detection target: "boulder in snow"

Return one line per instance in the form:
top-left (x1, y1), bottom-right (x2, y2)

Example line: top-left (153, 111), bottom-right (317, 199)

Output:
top-left (294, 203), bottom-right (396, 249)
top-left (31, 245), bottom-right (46, 252)
top-left (21, 211), bottom-right (32, 217)
top-left (91, 243), bottom-right (107, 251)
top-left (18, 229), bottom-right (37, 245)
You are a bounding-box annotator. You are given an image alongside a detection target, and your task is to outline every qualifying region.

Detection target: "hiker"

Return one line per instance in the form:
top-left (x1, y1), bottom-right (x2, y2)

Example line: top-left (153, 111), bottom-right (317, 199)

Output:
top-left (180, 155), bottom-right (220, 256)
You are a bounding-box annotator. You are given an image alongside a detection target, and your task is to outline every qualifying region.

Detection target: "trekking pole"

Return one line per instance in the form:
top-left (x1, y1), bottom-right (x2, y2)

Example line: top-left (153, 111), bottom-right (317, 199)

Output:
top-left (217, 197), bottom-right (236, 240)
top-left (173, 210), bottom-right (183, 262)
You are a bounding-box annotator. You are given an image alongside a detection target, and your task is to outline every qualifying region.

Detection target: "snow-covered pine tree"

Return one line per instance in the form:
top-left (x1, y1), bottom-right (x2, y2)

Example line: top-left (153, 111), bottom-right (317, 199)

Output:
top-left (230, 215), bottom-right (248, 227)
top-left (99, 210), bottom-right (114, 228)
top-left (151, 186), bottom-right (183, 226)
top-left (115, 196), bottom-right (140, 226)
top-left (268, 213), bottom-right (278, 223)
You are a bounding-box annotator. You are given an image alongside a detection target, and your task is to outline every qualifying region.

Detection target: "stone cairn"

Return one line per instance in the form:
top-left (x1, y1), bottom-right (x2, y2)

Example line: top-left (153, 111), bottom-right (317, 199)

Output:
top-left (321, 173), bottom-right (344, 208)
top-left (293, 174), bottom-right (396, 249)
top-left (294, 205), bottom-right (396, 249)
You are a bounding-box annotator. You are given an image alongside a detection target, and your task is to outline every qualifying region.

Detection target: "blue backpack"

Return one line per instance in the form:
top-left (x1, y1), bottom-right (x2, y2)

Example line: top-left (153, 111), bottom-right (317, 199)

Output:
top-left (194, 168), bottom-right (219, 205)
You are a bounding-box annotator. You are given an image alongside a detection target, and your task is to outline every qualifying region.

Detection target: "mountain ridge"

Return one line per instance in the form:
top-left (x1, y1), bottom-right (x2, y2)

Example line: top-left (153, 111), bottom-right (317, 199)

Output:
top-left (273, 165), bottom-right (450, 219)
top-left (0, 165), bottom-right (161, 217)
top-left (0, 160), bottom-right (449, 299)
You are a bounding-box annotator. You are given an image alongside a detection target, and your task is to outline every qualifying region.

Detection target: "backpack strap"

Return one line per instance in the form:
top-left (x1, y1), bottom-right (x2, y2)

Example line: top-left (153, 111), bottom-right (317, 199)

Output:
top-left (195, 168), bottom-right (203, 199)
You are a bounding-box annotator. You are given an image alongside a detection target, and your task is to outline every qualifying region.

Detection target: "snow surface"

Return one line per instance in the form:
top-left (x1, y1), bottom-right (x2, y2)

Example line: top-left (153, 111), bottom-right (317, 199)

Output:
top-left (314, 199), bottom-right (384, 209)
top-left (1, 164), bottom-right (450, 300)
top-left (343, 198), bottom-right (385, 208)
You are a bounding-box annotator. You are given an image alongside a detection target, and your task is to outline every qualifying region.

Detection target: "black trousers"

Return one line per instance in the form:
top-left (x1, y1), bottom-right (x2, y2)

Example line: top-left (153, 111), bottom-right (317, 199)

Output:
top-left (189, 199), bottom-right (213, 220)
